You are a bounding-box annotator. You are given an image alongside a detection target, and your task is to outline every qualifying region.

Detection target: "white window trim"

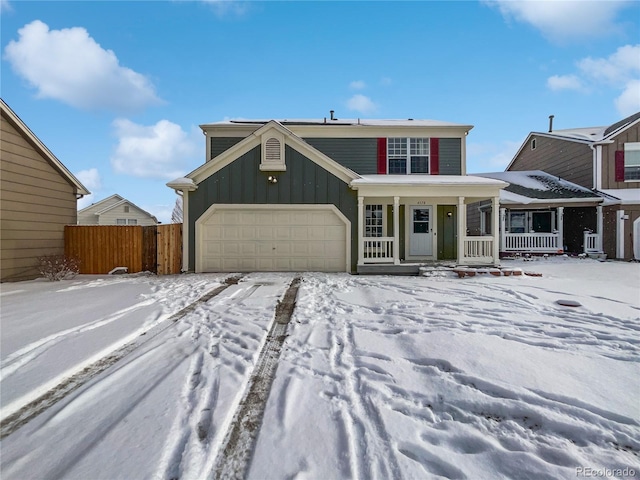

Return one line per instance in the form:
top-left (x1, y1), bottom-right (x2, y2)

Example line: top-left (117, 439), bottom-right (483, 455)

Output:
top-left (387, 137), bottom-right (430, 174)
top-left (364, 204), bottom-right (384, 237)
top-left (624, 142), bottom-right (640, 182)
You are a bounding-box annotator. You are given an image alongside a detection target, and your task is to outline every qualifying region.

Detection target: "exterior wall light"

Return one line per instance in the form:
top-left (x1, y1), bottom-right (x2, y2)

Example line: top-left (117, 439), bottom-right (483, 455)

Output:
top-left (268, 175), bottom-right (278, 184)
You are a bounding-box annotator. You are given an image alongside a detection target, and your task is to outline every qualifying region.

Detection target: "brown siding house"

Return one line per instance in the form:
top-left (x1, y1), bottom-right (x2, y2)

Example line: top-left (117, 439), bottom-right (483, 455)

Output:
top-left (1, 99), bottom-right (89, 281)
top-left (506, 112), bottom-right (640, 260)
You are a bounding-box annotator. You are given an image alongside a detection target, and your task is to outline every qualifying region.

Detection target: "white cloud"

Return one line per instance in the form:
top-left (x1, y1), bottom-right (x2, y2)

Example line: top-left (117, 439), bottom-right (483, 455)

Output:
top-left (577, 44), bottom-right (640, 86)
top-left (548, 45), bottom-right (640, 117)
top-left (349, 80), bottom-right (366, 90)
top-left (75, 168), bottom-right (102, 209)
top-left (546, 74), bottom-right (583, 91)
top-left (200, 0), bottom-right (250, 16)
top-left (110, 119), bottom-right (201, 180)
top-left (615, 79), bottom-right (640, 117)
top-left (1, 0), bottom-right (12, 13)
top-left (346, 94), bottom-right (377, 115)
top-left (3, 20), bottom-right (162, 112)
top-left (484, 0), bottom-right (631, 42)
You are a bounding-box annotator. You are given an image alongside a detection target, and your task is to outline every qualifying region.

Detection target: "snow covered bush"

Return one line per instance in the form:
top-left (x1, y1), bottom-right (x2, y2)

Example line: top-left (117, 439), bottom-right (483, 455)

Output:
top-left (37, 255), bottom-right (80, 281)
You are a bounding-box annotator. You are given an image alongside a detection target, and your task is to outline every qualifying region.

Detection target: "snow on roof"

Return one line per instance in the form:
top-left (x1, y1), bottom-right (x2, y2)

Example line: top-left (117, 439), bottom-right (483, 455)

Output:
top-left (598, 189), bottom-right (640, 205)
top-left (205, 118), bottom-right (472, 128)
top-left (473, 171), bottom-right (600, 200)
top-left (351, 175), bottom-right (507, 187)
top-left (544, 126), bottom-right (608, 142)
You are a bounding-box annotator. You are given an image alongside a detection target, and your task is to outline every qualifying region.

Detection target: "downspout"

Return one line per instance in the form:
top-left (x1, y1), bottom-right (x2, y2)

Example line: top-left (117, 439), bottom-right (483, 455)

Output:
top-left (589, 144), bottom-right (601, 190)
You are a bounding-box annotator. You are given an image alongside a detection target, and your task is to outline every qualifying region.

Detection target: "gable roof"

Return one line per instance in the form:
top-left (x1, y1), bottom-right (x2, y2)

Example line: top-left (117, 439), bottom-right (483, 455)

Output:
top-left (77, 194), bottom-right (124, 214)
top-left (79, 194), bottom-right (158, 222)
top-left (506, 111), bottom-right (640, 171)
top-left (473, 171), bottom-right (602, 205)
top-left (184, 120), bottom-right (360, 186)
top-left (1, 99), bottom-right (90, 196)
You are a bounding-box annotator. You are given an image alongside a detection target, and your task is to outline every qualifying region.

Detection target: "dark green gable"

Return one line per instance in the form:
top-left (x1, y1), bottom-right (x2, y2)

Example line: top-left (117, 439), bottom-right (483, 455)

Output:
top-left (189, 145), bottom-right (358, 272)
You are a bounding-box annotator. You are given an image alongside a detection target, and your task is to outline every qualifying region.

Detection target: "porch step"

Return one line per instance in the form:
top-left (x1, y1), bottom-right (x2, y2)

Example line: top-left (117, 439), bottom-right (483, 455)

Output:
top-left (357, 264), bottom-right (421, 275)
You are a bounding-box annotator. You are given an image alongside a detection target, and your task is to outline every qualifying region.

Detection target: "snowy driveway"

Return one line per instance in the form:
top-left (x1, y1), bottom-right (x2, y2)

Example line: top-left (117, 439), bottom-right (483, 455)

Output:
top-left (1, 259), bottom-right (639, 480)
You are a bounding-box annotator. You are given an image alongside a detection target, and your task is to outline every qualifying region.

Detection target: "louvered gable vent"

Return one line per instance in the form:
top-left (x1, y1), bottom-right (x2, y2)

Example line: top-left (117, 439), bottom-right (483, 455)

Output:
top-left (260, 131), bottom-right (286, 171)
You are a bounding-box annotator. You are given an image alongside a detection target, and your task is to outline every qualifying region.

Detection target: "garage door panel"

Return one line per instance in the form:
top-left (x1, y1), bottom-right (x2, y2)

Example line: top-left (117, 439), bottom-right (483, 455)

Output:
top-left (198, 206), bottom-right (347, 272)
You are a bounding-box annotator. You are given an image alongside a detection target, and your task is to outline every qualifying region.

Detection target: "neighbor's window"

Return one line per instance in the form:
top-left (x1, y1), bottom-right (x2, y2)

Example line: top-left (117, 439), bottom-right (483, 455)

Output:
top-left (531, 138), bottom-right (537, 150)
top-left (388, 138), bottom-right (429, 174)
top-left (624, 142), bottom-right (640, 180)
top-left (116, 219), bottom-right (127, 225)
top-left (124, 205), bottom-right (130, 213)
top-left (365, 204), bottom-right (383, 237)
top-left (127, 219), bottom-right (138, 225)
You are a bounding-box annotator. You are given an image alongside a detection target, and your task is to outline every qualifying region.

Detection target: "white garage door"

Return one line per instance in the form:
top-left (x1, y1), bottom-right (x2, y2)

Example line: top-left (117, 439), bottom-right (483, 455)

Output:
top-left (197, 205), bottom-right (348, 272)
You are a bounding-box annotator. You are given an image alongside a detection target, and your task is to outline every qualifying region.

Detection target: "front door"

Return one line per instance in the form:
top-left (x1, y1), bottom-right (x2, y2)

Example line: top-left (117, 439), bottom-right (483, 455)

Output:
top-left (409, 206), bottom-right (433, 256)
top-left (437, 205), bottom-right (457, 260)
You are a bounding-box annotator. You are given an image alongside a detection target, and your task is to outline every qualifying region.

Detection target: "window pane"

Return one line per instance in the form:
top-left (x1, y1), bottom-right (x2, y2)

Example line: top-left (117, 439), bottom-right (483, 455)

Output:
top-left (388, 138), bottom-right (406, 156)
top-left (365, 205), bottom-right (383, 237)
top-left (410, 138), bottom-right (429, 155)
top-left (128, 219), bottom-right (138, 225)
top-left (116, 219), bottom-right (126, 225)
top-left (389, 158), bottom-right (406, 174)
top-left (411, 156), bottom-right (429, 173)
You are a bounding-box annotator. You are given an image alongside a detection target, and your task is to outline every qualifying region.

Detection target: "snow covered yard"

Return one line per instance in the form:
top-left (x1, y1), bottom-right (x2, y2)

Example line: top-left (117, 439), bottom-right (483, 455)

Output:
top-left (1, 258), bottom-right (639, 480)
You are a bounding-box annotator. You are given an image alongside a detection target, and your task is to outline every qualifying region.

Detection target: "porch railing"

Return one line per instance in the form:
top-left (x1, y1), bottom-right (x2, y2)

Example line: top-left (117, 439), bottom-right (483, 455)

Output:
top-left (362, 237), bottom-right (394, 263)
top-left (463, 236), bottom-right (494, 262)
top-left (503, 232), bottom-right (560, 252)
top-left (583, 232), bottom-right (602, 253)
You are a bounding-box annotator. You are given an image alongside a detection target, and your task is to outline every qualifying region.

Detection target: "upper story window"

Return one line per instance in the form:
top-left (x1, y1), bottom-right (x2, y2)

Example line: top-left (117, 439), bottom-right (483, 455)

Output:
top-left (388, 138), bottom-right (429, 174)
top-left (624, 142), bottom-right (640, 181)
top-left (124, 205), bottom-right (130, 213)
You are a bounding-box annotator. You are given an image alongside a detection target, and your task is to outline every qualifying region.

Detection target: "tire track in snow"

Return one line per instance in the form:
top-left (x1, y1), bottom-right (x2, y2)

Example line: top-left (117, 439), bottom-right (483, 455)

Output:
top-left (0, 277), bottom-right (240, 439)
top-left (211, 276), bottom-right (301, 480)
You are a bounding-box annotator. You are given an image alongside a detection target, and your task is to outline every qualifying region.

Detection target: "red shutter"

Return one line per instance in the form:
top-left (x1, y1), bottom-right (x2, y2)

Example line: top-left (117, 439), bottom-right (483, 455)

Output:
top-left (377, 138), bottom-right (387, 174)
top-left (430, 138), bottom-right (439, 175)
top-left (615, 150), bottom-right (625, 182)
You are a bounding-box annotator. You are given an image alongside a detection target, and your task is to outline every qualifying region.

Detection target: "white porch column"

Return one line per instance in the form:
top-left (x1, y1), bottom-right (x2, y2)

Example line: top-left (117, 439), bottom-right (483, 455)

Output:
top-left (358, 196), bottom-right (364, 265)
top-left (393, 196), bottom-right (400, 265)
top-left (457, 196), bottom-right (465, 264)
top-left (616, 209), bottom-right (625, 259)
top-left (492, 197), bottom-right (500, 265)
top-left (557, 206), bottom-right (564, 252)
top-left (500, 208), bottom-right (507, 253)
top-left (597, 205), bottom-right (604, 252)
top-left (181, 191), bottom-right (189, 272)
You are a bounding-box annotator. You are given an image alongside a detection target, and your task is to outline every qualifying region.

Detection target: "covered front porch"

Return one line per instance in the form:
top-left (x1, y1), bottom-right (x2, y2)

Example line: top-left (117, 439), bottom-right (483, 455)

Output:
top-left (350, 175), bottom-right (507, 273)
top-left (498, 204), bottom-right (604, 255)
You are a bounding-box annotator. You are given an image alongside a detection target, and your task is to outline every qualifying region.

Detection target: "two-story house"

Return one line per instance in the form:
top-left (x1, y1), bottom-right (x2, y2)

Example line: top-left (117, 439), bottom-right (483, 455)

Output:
top-left (506, 112), bottom-right (640, 260)
top-left (1, 99), bottom-right (90, 282)
top-left (78, 194), bottom-right (158, 226)
top-left (168, 116), bottom-right (507, 274)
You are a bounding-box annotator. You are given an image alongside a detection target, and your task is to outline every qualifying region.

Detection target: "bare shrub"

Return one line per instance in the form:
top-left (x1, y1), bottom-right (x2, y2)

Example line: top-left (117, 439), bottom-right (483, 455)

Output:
top-left (37, 255), bottom-right (80, 281)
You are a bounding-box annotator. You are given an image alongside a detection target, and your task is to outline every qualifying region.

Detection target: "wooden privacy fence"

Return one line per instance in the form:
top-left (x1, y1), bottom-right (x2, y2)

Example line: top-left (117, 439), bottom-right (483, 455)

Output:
top-left (65, 224), bottom-right (182, 275)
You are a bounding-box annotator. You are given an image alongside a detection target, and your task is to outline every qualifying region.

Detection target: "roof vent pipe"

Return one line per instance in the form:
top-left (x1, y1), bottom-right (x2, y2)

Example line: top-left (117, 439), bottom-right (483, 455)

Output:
top-left (330, 110), bottom-right (335, 121)
top-left (548, 114), bottom-right (554, 133)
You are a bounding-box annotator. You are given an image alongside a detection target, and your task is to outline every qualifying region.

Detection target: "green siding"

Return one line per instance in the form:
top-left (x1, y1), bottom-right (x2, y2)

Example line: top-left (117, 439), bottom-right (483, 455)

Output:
top-left (439, 138), bottom-right (462, 175)
top-left (305, 138), bottom-right (378, 174)
top-left (188, 145), bottom-right (358, 272)
top-left (210, 137), bottom-right (243, 159)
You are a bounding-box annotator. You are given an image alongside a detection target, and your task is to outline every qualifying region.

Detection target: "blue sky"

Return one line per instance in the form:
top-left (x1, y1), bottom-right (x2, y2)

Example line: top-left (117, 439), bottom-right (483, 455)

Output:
top-left (1, 0), bottom-right (639, 223)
